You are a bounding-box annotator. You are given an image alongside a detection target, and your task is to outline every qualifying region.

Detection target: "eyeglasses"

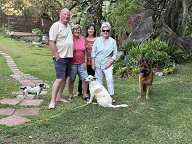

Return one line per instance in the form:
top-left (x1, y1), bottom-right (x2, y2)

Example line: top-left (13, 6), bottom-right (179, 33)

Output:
top-left (102, 30), bottom-right (110, 32)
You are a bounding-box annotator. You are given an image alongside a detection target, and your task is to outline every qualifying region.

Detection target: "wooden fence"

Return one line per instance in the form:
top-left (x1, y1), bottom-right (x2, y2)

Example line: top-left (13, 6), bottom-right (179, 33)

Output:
top-left (0, 14), bottom-right (52, 34)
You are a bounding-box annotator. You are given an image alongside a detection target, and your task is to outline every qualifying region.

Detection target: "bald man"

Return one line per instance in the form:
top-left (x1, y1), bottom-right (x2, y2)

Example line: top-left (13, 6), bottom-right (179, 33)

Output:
top-left (48, 8), bottom-right (73, 109)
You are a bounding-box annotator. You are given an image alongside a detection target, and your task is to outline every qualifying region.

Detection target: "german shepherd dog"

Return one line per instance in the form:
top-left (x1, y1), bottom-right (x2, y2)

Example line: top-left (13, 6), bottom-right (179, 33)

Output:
top-left (138, 59), bottom-right (153, 99)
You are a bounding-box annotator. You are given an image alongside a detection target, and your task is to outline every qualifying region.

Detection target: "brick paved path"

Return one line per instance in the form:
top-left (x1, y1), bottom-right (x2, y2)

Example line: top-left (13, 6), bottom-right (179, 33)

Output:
top-left (0, 51), bottom-right (49, 126)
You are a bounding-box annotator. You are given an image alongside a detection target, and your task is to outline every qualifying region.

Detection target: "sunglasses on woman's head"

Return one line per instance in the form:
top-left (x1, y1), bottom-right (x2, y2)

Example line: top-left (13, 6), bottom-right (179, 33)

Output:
top-left (102, 30), bottom-right (110, 32)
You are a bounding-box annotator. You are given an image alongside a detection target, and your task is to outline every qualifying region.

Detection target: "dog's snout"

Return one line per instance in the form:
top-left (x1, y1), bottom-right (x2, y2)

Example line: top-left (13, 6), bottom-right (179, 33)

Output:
top-left (140, 69), bottom-right (145, 73)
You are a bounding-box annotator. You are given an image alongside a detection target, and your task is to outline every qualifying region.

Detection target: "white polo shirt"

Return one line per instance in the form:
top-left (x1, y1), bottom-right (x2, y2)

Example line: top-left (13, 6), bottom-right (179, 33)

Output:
top-left (49, 21), bottom-right (73, 58)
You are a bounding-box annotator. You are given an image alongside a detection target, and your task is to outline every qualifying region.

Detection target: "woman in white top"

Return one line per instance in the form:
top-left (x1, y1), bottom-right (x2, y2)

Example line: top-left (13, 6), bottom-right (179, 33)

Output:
top-left (91, 22), bottom-right (118, 103)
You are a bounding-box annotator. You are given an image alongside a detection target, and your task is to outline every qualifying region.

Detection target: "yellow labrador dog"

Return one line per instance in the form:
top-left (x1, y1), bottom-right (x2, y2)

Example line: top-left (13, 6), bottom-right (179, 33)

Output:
top-left (85, 75), bottom-right (128, 108)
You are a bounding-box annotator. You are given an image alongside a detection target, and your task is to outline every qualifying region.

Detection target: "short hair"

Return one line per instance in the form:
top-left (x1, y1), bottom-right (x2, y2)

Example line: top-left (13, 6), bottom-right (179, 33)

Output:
top-left (85, 23), bottom-right (96, 37)
top-left (72, 24), bottom-right (81, 34)
top-left (100, 21), bottom-right (111, 31)
top-left (60, 8), bottom-right (69, 13)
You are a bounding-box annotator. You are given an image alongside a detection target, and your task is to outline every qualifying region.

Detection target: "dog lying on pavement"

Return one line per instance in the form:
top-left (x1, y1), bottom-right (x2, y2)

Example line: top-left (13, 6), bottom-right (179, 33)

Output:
top-left (20, 84), bottom-right (46, 99)
top-left (85, 75), bottom-right (128, 108)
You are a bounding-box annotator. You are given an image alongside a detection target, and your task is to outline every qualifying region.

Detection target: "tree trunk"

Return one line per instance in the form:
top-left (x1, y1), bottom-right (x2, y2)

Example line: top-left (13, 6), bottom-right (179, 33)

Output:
top-left (180, 0), bottom-right (188, 37)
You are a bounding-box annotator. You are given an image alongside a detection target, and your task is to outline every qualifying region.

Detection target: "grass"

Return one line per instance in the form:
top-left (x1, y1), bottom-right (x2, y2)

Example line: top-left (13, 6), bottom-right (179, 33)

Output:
top-left (0, 35), bottom-right (192, 144)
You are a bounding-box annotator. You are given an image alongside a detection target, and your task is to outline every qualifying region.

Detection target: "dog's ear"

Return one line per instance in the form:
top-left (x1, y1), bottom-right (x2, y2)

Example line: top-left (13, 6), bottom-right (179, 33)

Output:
top-left (146, 59), bottom-right (151, 63)
top-left (93, 78), bottom-right (97, 81)
top-left (146, 59), bottom-right (152, 67)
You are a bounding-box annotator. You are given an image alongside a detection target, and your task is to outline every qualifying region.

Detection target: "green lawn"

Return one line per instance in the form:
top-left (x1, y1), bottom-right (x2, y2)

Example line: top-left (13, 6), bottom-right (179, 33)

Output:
top-left (0, 35), bottom-right (192, 144)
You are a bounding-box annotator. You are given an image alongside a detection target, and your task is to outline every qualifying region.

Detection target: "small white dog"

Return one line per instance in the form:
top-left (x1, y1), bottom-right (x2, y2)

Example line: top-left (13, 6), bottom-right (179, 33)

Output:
top-left (20, 84), bottom-right (46, 99)
top-left (85, 75), bottom-right (128, 108)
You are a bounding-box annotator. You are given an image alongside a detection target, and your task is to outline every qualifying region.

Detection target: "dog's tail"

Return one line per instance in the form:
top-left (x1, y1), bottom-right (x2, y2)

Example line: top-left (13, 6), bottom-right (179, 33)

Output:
top-left (109, 104), bottom-right (128, 108)
top-left (20, 87), bottom-right (26, 90)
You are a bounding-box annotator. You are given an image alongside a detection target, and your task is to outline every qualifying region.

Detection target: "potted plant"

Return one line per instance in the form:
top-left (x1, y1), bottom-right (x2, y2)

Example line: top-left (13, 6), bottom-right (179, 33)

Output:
top-left (32, 28), bottom-right (42, 36)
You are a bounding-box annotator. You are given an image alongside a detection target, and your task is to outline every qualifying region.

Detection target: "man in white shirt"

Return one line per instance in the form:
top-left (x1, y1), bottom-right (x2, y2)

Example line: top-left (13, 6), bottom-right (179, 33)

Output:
top-left (48, 8), bottom-right (73, 109)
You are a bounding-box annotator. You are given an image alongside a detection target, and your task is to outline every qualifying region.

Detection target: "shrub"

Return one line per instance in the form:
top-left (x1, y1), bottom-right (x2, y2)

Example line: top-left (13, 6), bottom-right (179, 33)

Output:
top-left (115, 67), bottom-right (126, 78)
top-left (128, 38), bottom-right (176, 68)
top-left (130, 66), bottom-right (139, 76)
top-left (32, 28), bottom-right (43, 36)
top-left (114, 37), bottom-right (192, 77)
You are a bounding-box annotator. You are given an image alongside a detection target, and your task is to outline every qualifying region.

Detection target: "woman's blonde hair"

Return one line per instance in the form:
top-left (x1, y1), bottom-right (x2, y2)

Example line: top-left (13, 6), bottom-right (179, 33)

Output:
top-left (100, 22), bottom-right (111, 31)
top-left (72, 24), bottom-right (81, 33)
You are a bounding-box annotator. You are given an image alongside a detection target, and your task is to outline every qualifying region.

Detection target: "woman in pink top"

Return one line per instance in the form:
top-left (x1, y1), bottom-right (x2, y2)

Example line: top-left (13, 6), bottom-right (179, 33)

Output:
top-left (74, 23), bottom-right (97, 96)
top-left (68, 24), bottom-right (89, 101)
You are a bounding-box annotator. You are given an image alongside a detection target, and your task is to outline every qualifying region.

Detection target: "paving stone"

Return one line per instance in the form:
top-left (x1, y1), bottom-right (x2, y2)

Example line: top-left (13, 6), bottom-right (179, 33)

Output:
top-left (16, 95), bottom-right (24, 99)
top-left (10, 67), bottom-right (18, 69)
top-left (11, 69), bottom-right (20, 72)
top-left (22, 74), bottom-right (31, 76)
top-left (41, 91), bottom-right (47, 95)
top-left (14, 108), bottom-right (39, 116)
top-left (7, 60), bottom-right (15, 62)
top-left (11, 75), bottom-right (24, 78)
top-left (13, 94), bottom-right (34, 100)
top-left (12, 91), bottom-right (23, 95)
top-left (19, 99), bottom-right (43, 106)
top-left (9, 67), bottom-right (18, 70)
top-left (23, 75), bottom-right (34, 78)
top-left (24, 94), bottom-right (35, 100)
top-left (31, 80), bottom-right (45, 84)
top-left (0, 115), bottom-right (31, 126)
top-left (0, 108), bottom-right (15, 115)
top-left (19, 83), bottom-right (36, 87)
top-left (0, 97), bottom-right (23, 105)
top-left (13, 72), bottom-right (24, 75)
top-left (24, 77), bottom-right (38, 80)
top-left (18, 79), bottom-right (33, 84)
top-left (7, 64), bottom-right (17, 67)
top-left (4, 55), bottom-right (11, 58)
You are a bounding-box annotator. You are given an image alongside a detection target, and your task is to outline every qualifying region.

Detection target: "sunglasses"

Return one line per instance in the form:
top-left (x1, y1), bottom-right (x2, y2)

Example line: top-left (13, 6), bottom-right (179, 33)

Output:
top-left (102, 30), bottom-right (110, 32)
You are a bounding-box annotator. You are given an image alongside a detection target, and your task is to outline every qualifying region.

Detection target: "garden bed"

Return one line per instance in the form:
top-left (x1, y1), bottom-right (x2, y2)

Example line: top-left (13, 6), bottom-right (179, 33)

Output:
top-left (10, 32), bottom-right (40, 42)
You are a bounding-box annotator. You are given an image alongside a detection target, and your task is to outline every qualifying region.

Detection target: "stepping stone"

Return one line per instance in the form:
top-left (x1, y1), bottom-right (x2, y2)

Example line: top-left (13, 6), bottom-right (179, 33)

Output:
top-left (12, 91), bottom-right (23, 95)
top-left (11, 75), bottom-right (25, 80)
top-left (44, 83), bottom-right (50, 88)
top-left (40, 91), bottom-right (47, 95)
top-left (14, 108), bottom-right (39, 116)
top-left (23, 94), bottom-right (35, 100)
top-left (18, 79), bottom-right (33, 84)
top-left (0, 115), bottom-right (30, 126)
top-left (11, 69), bottom-right (21, 72)
top-left (19, 99), bottom-right (43, 106)
top-left (22, 74), bottom-right (31, 76)
top-left (8, 64), bottom-right (15, 66)
top-left (31, 80), bottom-right (45, 84)
top-left (10, 67), bottom-right (19, 70)
top-left (0, 97), bottom-right (23, 105)
top-left (16, 95), bottom-right (24, 99)
top-left (24, 77), bottom-right (38, 80)
top-left (0, 108), bottom-right (15, 115)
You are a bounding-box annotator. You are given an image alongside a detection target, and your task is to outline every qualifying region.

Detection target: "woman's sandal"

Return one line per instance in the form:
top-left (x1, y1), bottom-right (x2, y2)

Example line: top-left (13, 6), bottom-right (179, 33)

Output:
top-left (83, 97), bottom-right (90, 101)
top-left (112, 98), bottom-right (116, 103)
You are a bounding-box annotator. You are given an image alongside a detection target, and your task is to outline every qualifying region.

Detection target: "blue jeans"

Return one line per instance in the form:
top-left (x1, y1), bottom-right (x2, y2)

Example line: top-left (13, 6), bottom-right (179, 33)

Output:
top-left (69, 63), bottom-right (88, 81)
